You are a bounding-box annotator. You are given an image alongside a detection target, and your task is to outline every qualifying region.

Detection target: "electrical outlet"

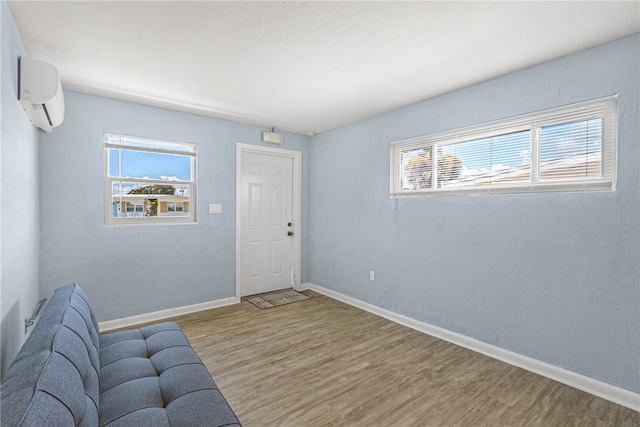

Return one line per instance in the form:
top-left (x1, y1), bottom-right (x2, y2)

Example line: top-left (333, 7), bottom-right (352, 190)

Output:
top-left (369, 270), bottom-right (375, 281)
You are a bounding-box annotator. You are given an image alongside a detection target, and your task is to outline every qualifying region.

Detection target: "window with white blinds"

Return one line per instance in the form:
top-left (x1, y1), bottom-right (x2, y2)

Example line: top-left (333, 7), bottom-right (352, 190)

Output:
top-left (390, 97), bottom-right (617, 197)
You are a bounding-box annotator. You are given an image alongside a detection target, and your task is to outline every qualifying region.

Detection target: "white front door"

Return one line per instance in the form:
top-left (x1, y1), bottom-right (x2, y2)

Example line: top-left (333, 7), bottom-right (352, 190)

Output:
top-left (238, 147), bottom-right (297, 296)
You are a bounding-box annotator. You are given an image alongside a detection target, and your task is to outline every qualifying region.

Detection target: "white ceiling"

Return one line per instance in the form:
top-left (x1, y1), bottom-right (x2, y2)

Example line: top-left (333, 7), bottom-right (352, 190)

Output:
top-left (8, 1), bottom-right (640, 135)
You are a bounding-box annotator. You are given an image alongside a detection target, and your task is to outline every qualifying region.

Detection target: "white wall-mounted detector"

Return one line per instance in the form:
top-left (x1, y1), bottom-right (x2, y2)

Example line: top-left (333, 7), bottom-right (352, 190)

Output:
top-left (262, 129), bottom-right (282, 144)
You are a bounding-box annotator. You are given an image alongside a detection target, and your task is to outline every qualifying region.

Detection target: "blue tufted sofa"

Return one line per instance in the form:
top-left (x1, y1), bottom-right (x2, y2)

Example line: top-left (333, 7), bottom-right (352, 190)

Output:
top-left (0, 284), bottom-right (241, 426)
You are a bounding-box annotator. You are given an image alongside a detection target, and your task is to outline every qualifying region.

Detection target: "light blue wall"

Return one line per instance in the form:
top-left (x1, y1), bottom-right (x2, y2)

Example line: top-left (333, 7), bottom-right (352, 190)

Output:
top-left (0, 1), bottom-right (41, 378)
top-left (39, 91), bottom-right (310, 321)
top-left (2, 0), bottom-right (638, 396)
top-left (308, 34), bottom-right (640, 393)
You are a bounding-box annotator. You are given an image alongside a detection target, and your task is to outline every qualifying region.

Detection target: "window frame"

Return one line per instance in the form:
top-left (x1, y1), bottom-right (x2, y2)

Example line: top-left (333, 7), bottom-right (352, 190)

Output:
top-left (390, 97), bottom-right (618, 198)
top-left (104, 133), bottom-right (197, 226)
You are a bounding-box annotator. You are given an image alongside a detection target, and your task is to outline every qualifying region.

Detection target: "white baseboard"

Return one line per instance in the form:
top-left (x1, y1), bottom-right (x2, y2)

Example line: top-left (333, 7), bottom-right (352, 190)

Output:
top-left (98, 296), bottom-right (241, 332)
top-left (302, 282), bottom-right (640, 412)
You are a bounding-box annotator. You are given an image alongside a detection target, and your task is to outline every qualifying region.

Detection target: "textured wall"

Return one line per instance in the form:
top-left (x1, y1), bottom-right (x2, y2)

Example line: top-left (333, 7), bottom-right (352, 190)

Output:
top-left (0, 1), bottom-right (41, 378)
top-left (39, 91), bottom-right (310, 321)
top-left (5, 0), bottom-right (638, 396)
top-left (308, 34), bottom-right (640, 393)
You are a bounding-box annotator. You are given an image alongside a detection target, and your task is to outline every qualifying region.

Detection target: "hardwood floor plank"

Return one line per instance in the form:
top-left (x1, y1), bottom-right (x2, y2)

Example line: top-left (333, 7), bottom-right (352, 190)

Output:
top-left (116, 291), bottom-right (638, 426)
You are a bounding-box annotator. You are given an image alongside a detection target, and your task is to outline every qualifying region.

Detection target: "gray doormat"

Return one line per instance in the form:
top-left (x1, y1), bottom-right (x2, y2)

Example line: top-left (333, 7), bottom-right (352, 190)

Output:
top-left (247, 290), bottom-right (310, 309)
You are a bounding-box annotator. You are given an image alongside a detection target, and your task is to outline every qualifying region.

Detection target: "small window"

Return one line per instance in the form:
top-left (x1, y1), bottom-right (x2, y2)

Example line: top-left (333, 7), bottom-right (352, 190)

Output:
top-left (167, 202), bottom-right (184, 213)
top-left (390, 98), bottom-right (617, 197)
top-left (105, 134), bottom-right (196, 225)
top-left (125, 202), bottom-right (144, 217)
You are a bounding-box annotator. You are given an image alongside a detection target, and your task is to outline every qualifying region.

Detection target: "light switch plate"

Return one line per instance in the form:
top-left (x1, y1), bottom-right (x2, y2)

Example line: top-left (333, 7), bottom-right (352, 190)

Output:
top-left (208, 204), bottom-right (222, 214)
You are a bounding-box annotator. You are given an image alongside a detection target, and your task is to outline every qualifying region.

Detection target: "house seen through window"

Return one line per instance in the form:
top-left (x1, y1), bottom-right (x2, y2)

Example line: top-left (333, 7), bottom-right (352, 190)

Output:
top-left (105, 134), bottom-right (197, 225)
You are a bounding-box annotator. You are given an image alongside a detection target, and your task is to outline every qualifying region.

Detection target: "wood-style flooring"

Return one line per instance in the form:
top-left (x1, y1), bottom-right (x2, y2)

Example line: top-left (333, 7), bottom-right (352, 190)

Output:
top-left (119, 290), bottom-right (639, 426)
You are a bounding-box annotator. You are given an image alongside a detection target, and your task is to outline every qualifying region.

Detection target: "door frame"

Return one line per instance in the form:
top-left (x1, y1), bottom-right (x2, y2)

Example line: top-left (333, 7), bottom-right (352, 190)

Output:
top-left (235, 143), bottom-right (302, 298)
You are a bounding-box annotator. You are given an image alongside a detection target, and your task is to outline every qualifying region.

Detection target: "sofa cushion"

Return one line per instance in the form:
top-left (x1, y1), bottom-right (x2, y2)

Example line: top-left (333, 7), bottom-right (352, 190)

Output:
top-left (99, 322), bottom-right (241, 427)
top-left (0, 284), bottom-right (101, 426)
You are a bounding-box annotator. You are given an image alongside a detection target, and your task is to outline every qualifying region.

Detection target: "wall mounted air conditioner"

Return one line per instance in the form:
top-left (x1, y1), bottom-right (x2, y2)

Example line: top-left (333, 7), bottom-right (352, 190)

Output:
top-left (18, 56), bottom-right (65, 133)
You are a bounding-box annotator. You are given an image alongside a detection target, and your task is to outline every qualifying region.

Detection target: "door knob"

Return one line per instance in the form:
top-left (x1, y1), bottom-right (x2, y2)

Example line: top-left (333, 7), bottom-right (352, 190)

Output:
top-left (287, 231), bottom-right (294, 236)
